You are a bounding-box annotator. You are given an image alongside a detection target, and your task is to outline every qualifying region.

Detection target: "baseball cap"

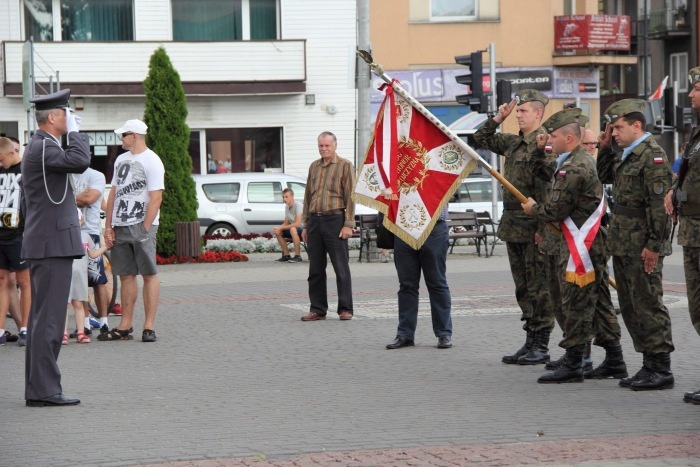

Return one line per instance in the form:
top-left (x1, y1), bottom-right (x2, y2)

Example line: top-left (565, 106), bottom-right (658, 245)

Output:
top-left (114, 119), bottom-right (148, 135)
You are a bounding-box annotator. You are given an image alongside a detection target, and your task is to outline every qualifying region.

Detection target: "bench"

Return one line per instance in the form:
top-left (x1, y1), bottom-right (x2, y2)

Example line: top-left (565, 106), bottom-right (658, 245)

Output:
top-left (475, 211), bottom-right (499, 256)
top-left (446, 211), bottom-right (488, 257)
top-left (356, 213), bottom-right (379, 262)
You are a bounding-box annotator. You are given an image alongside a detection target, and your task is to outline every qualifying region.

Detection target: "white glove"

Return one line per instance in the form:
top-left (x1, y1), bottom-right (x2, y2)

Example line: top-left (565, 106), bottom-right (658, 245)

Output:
top-left (66, 108), bottom-right (82, 134)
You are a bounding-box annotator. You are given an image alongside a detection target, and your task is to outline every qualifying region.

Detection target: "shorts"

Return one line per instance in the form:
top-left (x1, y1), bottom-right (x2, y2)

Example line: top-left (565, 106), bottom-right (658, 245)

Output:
top-left (0, 238), bottom-right (29, 272)
top-left (87, 233), bottom-right (108, 287)
top-left (282, 227), bottom-right (303, 240)
top-left (111, 224), bottom-right (159, 276)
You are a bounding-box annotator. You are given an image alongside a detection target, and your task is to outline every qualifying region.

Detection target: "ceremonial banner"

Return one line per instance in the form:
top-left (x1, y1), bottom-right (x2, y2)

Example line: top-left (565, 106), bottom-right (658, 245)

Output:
top-left (353, 83), bottom-right (478, 249)
top-left (648, 76), bottom-right (668, 101)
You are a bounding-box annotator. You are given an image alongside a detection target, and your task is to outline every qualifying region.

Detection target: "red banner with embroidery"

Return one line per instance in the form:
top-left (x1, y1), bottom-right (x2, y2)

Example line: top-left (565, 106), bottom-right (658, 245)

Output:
top-left (560, 197), bottom-right (606, 287)
top-left (353, 84), bottom-right (477, 250)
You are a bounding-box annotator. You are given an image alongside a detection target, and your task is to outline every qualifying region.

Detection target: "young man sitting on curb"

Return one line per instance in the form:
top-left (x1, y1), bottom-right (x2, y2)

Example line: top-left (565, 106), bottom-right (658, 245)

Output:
top-left (273, 188), bottom-right (304, 263)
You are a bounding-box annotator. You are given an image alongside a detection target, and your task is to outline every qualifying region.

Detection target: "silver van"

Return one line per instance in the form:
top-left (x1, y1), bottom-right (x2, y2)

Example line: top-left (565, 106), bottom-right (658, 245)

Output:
top-left (448, 177), bottom-right (503, 221)
top-left (194, 173), bottom-right (307, 236)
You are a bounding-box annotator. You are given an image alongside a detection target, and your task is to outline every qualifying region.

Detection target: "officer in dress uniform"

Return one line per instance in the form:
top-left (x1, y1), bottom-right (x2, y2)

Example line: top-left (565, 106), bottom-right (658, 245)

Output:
top-left (22, 89), bottom-right (91, 407)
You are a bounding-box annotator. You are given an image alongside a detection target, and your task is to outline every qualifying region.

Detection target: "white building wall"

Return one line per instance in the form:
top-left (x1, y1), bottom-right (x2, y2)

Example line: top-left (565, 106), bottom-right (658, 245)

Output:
top-left (134, 0), bottom-right (172, 40)
top-left (0, 0), bottom-right (358, 180)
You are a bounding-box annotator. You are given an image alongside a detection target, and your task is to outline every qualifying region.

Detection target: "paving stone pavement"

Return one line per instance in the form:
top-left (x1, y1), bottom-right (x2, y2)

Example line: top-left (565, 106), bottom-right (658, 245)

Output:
top-left (1, 246), bottom-right (699, 467)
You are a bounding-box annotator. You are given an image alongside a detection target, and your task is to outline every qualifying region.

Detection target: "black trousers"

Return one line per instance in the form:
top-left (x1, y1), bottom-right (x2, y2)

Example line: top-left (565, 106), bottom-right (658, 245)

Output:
top-left (306, 214), bottom-right (353, 316)
top-left (25, 257), bottom-right (73, 400)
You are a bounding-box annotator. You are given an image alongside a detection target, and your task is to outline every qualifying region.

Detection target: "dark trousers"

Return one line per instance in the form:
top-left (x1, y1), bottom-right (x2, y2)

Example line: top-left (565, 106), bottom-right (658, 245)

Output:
top-left (25, 257), bottom-right (73, 400)
top-left (393, 221), bottom-right (452, 338)
top-left (306, 214), bottom-right (353, 315)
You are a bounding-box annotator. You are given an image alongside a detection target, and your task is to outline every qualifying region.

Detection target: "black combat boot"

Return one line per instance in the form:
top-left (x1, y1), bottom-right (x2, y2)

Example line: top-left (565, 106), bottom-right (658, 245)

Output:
top-left (537, 345), bottom-right (585, 384)
top-left (619, 353), bottom-right (648, 388)
top-left (683, 387), bottom-right (700, 403)
top-left (630, 353), bottom-right (674, 391)
top-left (502, 330), bottom-right (533, 364)
top-left (517, 329), bottom-right (551, 365)
top-left (545, 353), bottom-right (565, 370)
top-left (581, 341), bottom-right (593, 373)
top-left (583, 341), bottom-right (627, 379)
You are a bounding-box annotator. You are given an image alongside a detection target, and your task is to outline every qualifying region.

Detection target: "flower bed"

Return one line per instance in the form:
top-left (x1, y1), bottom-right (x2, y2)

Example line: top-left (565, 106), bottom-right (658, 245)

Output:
top-left (156, 250), bottom-right (249, 265)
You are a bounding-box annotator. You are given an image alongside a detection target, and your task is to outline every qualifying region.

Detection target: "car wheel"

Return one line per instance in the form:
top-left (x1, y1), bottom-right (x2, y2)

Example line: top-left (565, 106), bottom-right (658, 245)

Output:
top-left (206, 223), bottom-right (236, 237)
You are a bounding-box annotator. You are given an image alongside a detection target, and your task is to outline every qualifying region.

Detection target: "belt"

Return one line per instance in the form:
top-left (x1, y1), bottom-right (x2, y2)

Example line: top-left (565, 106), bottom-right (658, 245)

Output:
top-left (503, 202), bottom-right (522, 211)
top-left (311, 209), bottom-right (344, 216)
top-left (612, 204), bottom-right (646, 218)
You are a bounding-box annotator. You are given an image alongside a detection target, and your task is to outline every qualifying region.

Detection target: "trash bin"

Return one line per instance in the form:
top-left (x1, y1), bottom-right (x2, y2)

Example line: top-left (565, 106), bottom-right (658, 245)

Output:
top-left (176, 221), bottom-right (201, 258)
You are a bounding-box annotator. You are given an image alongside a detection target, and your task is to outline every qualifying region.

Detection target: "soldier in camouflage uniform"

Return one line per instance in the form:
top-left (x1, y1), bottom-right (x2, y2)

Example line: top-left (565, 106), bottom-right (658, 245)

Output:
top-left (523, 108), bottom-right (616, 383)
top-left (598, 99), bottom-right (674, 391)
top-left (474, 89), bottom-right (554, 365)
top-left (664, 66), bottom-right (700, 404)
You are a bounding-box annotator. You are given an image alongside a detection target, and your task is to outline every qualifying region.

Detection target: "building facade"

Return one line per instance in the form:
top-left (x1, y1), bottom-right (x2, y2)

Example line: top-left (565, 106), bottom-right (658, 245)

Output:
top-left (0, 0), bottom-right (358, 181)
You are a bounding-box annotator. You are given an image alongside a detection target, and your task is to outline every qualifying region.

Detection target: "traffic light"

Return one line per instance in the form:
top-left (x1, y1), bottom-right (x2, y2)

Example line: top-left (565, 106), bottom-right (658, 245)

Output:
top-left (496, 79), bottom-right (512, 107)
top-left (455, 51), bottom-right (487, 113)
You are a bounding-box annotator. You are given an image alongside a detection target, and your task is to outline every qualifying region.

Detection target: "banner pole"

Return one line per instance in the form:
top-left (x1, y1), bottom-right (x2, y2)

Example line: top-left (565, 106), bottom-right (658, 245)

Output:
top-left (356, 50), bottom-right (528, 204)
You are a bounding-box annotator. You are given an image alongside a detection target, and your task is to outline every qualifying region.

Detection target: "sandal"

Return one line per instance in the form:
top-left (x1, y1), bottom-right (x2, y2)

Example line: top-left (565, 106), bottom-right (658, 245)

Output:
top-left (76, 332), bottom-right (91, 344)
top-left (96, 327), bottom-right (133, 341)
top-left (62, 333), bottom-right (69, 345)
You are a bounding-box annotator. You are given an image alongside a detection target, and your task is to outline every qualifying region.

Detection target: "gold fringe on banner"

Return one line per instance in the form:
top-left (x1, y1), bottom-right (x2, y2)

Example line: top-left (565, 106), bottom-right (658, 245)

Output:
top-left (564, 269), bottom-right (596, 288)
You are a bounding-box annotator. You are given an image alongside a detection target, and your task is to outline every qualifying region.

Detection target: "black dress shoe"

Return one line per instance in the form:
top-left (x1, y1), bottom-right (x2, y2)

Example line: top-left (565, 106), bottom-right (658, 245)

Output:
top-left (26, 393), bottom-right (80, 407)
top-left (437, 336), bottom-right (452, 349)
top-left (386, 336), bottom-right (414, 349)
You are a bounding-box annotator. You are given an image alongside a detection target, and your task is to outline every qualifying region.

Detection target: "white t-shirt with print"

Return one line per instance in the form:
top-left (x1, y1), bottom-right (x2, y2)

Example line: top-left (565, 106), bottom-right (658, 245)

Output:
top-left (110, 148), bottom-right (165, 227)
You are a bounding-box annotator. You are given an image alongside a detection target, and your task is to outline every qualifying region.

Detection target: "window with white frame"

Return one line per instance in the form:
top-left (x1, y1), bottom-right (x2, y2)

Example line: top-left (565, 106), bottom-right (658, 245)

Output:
top-left (670, 53), bottom-right (689, 93)
top-left (430, 0), bottom-right (476, 21)
top-left (172, 0), bottom-right (279, 41)
top-left (23, 0), bottom-right (134, 42)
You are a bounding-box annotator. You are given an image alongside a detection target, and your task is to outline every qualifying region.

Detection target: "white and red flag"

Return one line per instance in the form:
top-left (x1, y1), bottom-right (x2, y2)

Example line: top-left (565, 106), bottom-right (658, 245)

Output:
top-left (353, 82), bottom-right (477, 249)
top-left (648, 75), bottom-right (668, 101)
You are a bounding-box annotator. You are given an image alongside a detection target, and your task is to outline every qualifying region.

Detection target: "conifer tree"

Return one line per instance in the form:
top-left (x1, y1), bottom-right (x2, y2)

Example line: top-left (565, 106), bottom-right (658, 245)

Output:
top-left (142, 46), bottom-right (198, 257)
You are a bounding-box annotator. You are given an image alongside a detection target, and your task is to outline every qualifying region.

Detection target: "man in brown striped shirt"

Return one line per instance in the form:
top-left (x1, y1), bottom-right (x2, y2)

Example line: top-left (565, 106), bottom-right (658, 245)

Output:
top-left (300, 132), bottom-right (355, 321)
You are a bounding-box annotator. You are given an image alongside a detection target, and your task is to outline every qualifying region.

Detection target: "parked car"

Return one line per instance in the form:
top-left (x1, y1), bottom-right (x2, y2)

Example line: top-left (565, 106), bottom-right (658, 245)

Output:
top-left (194, 173), bottom-right (307, 236)
top-left (448, 177), bottom-right (503, 221)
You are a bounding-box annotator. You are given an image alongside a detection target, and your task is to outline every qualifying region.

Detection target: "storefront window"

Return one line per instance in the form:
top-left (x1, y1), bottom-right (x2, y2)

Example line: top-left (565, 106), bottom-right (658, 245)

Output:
top-left (205, 127), bottom-right (282, 174)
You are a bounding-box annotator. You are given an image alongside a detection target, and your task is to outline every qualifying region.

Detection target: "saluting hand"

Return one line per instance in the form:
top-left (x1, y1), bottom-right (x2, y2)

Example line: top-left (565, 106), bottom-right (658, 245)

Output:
top-left (494, 99), bottom-right (516, 124)
top-left (598, 123), bottom-right (613, 149)
top-left (535, 131), bottom-right (549, 151)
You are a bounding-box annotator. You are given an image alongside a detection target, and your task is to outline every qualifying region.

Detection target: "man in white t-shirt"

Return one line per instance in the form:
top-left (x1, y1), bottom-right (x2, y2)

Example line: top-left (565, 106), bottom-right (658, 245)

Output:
top-left (272, 188), bottom-right (303, 263)
top-left (102, 119), bottom-right (164, 343)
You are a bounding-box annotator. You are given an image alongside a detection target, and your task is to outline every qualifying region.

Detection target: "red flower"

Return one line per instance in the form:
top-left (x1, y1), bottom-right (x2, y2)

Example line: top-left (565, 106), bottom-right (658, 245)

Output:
top-left (156, 251), bottom-right (249, 265)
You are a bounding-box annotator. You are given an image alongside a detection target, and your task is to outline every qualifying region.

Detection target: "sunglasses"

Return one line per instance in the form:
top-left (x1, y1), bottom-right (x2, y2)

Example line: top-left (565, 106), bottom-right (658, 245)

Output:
top-left (119, 132), bottom-right (134, 138)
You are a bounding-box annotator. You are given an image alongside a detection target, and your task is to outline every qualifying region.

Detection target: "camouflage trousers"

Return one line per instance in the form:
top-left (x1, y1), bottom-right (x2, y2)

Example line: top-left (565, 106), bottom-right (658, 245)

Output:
top-left (531, 250), bottom-right (560, 332)
top-left (613, 255), bottom-right (674, 354)
top-left (506, 241), bottom-right (538, 328)
top-left (559, 235), bottom-right (621, 349)
top-left (683, 246), bottom-right (700, 336)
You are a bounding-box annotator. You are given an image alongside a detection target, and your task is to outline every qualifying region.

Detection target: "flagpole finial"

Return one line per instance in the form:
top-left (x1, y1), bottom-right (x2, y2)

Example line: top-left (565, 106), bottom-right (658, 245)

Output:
top-left (357, 49), bottom-right (385, 78)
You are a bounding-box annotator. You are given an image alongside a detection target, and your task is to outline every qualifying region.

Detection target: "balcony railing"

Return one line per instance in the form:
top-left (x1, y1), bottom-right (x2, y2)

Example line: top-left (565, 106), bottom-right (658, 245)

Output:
top-left (636, 7), bottom-right (691, 38)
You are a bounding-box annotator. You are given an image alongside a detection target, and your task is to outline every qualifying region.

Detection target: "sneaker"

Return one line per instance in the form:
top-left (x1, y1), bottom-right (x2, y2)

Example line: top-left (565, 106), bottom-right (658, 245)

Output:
top-left (69, 327), bottom-right (92, 339)
top-left (17, 330), bottom-right (26, 347)
top-left (3, 330), bottom-right (18, 342)
top-left (142, 329), bottom-right (157, 343)
top-left (0, 333), bottom-right (5, 345)
top-left (99, 324), bottom-right (110, 336)
top-left (89, 317), bottom-right (101, 329)
top-left (110, 303), bottom-right (123, 315)
top-left (276, 255), bottom-right (291, 262)
top-left (288, 255), bottom-right (303, 263)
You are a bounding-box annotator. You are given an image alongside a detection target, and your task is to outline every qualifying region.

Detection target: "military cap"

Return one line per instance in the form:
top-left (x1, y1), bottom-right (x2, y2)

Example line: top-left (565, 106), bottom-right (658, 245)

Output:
top-left (578, 114), bottom-right (589, 127)
top-left (689, 66), bottom-right (700, 86)
top-left (30, 88), bottom-right (71, 111)
top-left (542, 108), bottom-right (582, 133)
top-left (603, 98), bottom-right (646, 124)
top-left (514, 89), bottom-right (549, 106)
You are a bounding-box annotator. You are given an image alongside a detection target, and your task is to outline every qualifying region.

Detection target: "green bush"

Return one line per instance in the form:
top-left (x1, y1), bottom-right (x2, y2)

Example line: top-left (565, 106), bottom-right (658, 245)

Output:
top-left (143, 47), bottom-right (198, 256)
